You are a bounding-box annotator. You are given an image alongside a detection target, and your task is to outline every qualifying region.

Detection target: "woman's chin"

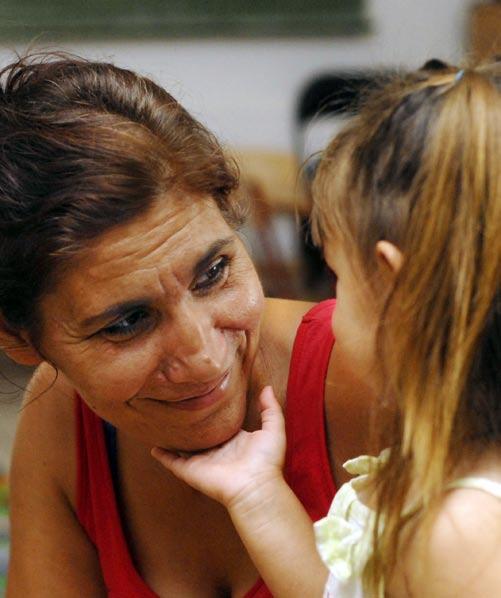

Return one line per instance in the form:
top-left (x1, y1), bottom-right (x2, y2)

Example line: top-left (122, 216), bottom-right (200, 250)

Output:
top-left (190, 418), bottom-right (244, 451)
top-left (177, 433), bottom-right (238, 454)
top-left (155, 407), bottom-right (246, 453)
top-left (155, 429), bottom-right (238, 454)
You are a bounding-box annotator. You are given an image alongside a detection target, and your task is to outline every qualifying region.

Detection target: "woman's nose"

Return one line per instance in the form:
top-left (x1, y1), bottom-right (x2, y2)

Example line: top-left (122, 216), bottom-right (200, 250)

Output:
top-left (160, 303), bottom-right (226, 384)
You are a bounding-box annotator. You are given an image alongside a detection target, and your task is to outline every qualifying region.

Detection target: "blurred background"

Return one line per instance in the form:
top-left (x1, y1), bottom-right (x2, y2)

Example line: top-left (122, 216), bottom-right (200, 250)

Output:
top-left (0, 0), bottom-right (499, 589)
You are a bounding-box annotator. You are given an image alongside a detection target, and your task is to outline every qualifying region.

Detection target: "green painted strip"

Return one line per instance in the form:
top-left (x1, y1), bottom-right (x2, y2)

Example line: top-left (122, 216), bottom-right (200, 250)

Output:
top-left (0, 1), bottom-right (368, 40)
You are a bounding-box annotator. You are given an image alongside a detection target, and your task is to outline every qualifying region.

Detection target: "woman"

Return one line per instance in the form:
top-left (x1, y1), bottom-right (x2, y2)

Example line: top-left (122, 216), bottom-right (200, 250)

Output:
top-left (1, 54), bottom-right (373, 596)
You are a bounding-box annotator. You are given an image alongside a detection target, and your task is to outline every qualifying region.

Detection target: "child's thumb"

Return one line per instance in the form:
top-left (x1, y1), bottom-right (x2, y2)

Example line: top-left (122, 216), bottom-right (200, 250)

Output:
top-left (259, 385), bottom-right (284, 432)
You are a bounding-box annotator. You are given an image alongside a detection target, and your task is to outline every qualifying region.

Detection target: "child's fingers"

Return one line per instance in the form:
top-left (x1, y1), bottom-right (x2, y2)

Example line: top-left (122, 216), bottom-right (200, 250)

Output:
top-left (258, 385), bottom-right (285, 435)
top-left (259, 385), bottom-right (279, 409)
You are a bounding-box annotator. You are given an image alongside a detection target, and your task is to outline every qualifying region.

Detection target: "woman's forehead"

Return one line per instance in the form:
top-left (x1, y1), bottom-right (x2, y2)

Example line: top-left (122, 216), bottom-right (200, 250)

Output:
top-left (85, 195), bottom-right (227, 262)
top-left (42, 197), bottom-right (236, 317)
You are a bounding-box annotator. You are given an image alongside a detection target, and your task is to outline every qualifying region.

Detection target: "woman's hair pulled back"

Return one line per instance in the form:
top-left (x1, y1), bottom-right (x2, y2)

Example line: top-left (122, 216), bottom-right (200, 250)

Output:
top-left (312, 60), bottom-right (501, 593)
top-left (0, 52), bottom-right (242, 344)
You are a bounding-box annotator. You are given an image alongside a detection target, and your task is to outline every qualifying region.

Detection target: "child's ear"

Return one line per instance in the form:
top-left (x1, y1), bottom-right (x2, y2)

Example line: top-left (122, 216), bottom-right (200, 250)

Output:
top-left (375, 240), bottom-right (403, 276)
top-left (0, 315), bottom-right (43, 366)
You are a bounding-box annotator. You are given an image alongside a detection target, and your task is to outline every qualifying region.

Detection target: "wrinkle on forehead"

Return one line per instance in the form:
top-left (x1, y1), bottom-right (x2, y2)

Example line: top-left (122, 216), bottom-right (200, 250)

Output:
top-left (41, 195), bottom-right (233, 332)
top-left (84, 197), bottom-right (217, 279)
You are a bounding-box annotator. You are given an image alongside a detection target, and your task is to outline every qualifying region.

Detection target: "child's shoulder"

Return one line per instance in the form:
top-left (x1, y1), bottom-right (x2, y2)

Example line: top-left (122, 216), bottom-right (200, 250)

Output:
top-left (396, 463), bottom-right (501, 596)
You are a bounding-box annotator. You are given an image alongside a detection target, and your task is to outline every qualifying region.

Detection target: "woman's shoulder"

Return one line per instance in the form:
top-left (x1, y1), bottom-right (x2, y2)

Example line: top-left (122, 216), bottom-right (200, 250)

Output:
top-left (262, 298), bottom-right (334, 354)
top-left (263, 297), bottom-right (316, 320)
top-left (262, 298), bottom-right (315, 354)
top-left (12, 362), bottom-right (77, 500)
top-left (20, 361), bottom-right (76, 426)
top-left (255, 299), bottom-right (315, 401)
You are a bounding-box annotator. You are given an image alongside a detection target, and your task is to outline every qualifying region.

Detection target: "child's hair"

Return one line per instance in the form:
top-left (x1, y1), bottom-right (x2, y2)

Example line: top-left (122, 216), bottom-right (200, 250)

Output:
top-left (311, 59), bottom-right (501, 593)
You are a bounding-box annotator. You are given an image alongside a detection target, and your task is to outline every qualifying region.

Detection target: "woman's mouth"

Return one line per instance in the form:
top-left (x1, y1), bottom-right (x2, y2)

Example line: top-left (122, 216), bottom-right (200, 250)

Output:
top-left (165, 370), bottom-right (231, 411)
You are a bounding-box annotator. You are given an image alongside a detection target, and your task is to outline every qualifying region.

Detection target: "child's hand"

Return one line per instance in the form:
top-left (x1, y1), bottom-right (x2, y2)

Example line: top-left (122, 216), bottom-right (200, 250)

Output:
top-left (151, 386), bottom-right (285, 510)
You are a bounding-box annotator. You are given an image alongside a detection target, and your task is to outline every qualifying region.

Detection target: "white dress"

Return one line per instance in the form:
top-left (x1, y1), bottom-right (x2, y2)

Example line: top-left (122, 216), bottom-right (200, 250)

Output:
top-left (314, 452), bottom-right (501, 598)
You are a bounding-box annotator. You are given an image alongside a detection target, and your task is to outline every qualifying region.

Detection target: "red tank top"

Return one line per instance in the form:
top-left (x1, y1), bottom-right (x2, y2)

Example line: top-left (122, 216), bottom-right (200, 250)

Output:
top-left (76, 299), bottom-right (337, 596)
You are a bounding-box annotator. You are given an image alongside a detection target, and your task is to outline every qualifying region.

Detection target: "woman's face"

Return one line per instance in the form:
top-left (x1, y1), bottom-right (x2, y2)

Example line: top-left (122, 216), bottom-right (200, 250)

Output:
top-left (38, 195), bottom-right (264, 451)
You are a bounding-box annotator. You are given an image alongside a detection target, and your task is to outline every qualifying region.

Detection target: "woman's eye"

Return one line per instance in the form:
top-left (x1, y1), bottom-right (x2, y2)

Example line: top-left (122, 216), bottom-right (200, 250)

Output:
top-left (193, 256), bottom-right (230, 292)
top-left (100, 309), bottom-right (152, 341)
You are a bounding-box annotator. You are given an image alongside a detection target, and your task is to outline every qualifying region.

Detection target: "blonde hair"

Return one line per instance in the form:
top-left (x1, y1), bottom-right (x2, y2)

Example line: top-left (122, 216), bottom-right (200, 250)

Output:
top-left (312, 60), bottom-right (501, 593)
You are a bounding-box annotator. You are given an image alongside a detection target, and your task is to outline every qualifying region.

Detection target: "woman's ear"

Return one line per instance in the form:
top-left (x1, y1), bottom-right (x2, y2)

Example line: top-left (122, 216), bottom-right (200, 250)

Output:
top-left (0, 316), bottom-right (43, 366)
top-left (375, 240), bottom-right (403, 276)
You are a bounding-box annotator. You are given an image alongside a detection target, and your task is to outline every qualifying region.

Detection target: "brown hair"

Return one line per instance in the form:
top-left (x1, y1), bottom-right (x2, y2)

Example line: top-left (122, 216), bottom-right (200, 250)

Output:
top-left (0, 53), bottom-right (243, 346)
top-left (312, 60), bottom-right (501, 593)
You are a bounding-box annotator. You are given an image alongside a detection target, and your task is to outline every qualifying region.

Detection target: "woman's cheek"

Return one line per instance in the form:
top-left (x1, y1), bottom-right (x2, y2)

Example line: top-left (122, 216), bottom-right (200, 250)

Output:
top-left (226, 252), bottom-right (264, 321)
top-left (215, 264), bottom-right (262, 327)
top-left (71, 342), bottom-right (156, 405)
top-left (239, 282), bottom-right (264, 328)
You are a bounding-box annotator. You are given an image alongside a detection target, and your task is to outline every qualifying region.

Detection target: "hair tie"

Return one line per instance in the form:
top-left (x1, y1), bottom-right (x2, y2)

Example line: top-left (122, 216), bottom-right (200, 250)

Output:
top-left (455, 69), bottom-right (465, 82)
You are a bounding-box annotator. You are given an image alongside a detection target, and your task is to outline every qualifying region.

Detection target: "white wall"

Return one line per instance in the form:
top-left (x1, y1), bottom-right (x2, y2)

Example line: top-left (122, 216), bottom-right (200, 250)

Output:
top-left (2, 0), bottom-right (474, 150)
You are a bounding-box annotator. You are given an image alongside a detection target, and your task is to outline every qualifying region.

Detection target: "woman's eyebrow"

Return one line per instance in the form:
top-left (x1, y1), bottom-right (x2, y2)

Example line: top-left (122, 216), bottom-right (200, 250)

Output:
top-left (192, 237), bottom-right (234, 278)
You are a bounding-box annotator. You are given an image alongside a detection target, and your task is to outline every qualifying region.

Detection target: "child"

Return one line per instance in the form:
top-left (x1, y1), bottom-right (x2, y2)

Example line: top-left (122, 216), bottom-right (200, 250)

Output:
top-left (153, 61), bottom-right (501, 597)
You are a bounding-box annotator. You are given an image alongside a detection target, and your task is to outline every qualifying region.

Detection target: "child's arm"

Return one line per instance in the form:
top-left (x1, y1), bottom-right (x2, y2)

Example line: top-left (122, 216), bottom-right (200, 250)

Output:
top-left (227, 466), bottom-right (328, 597)
top-left (152, 386), bottom-right (328, 598)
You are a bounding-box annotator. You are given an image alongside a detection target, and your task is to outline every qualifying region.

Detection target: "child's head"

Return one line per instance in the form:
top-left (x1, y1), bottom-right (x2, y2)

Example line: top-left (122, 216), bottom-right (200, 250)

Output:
top-left (309, 66), bottom-right (459, 391)
top-left (311, 60), bottom-right (500, 589)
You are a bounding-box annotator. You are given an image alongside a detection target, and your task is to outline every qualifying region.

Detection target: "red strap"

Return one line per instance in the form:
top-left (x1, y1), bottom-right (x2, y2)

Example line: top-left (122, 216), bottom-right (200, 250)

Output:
top-left (284, 299), bottom-right (337, 521)
top-left (75, 398), bottom-right (158, 597)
